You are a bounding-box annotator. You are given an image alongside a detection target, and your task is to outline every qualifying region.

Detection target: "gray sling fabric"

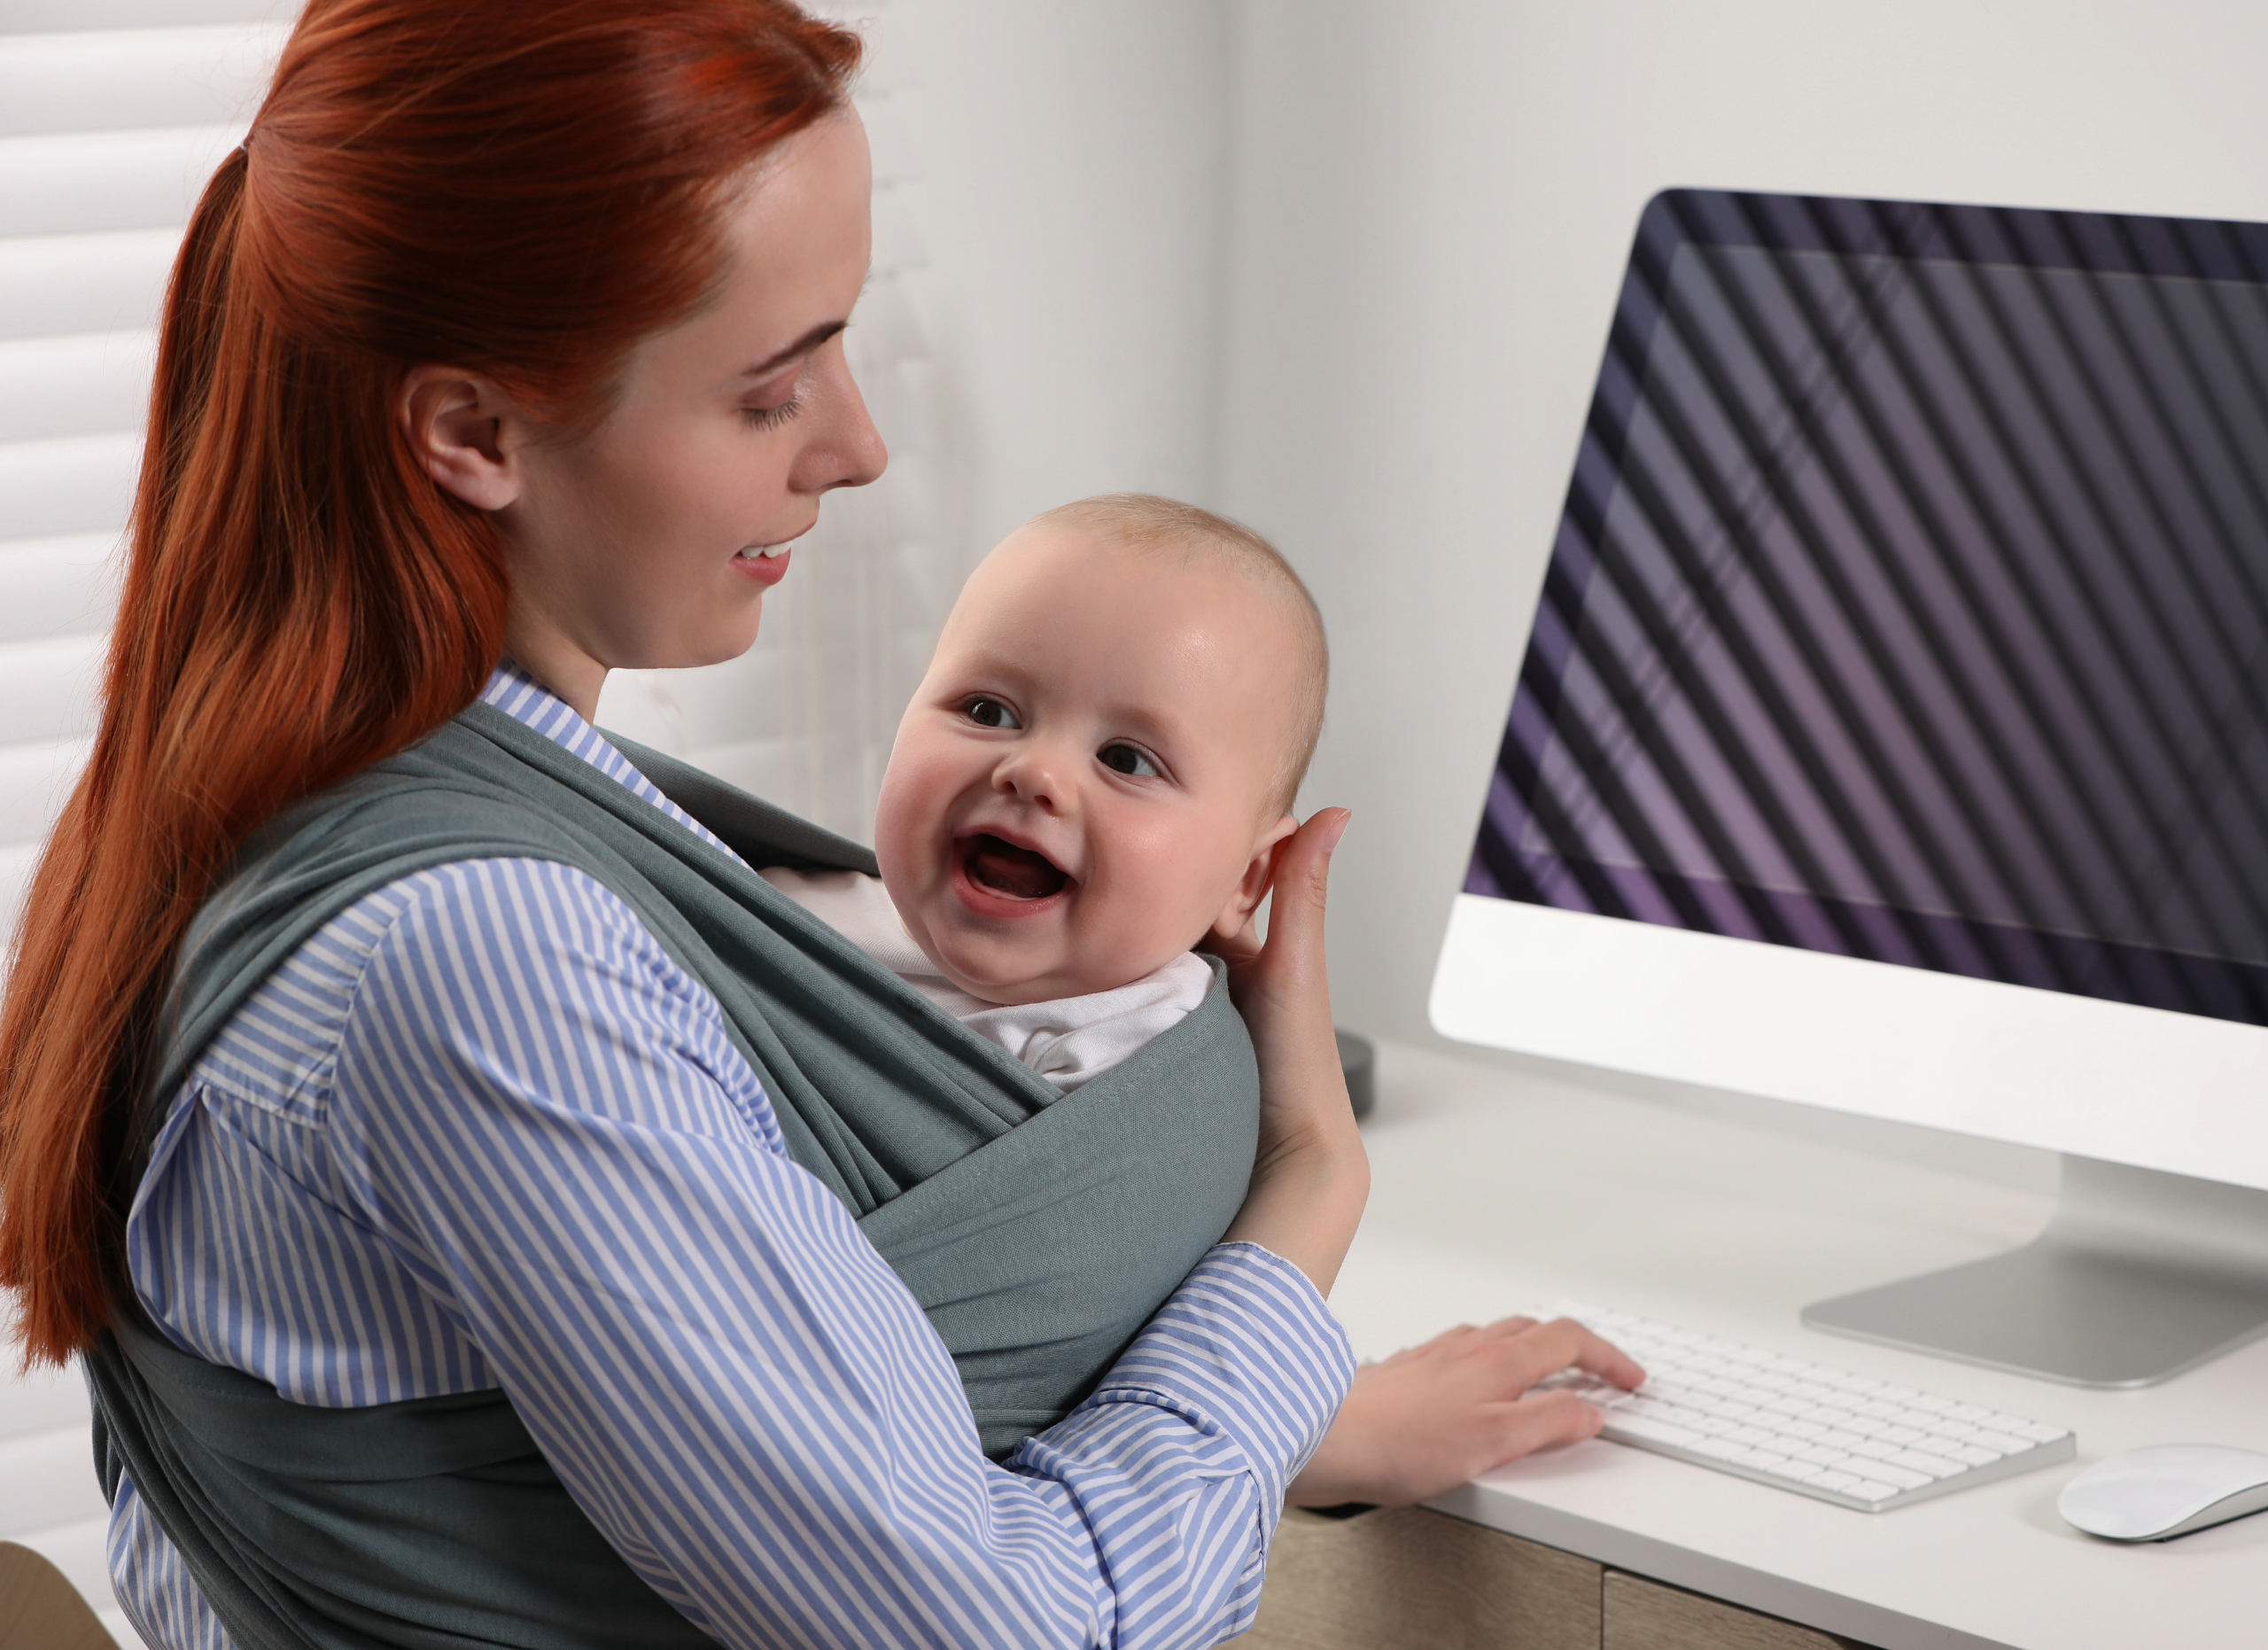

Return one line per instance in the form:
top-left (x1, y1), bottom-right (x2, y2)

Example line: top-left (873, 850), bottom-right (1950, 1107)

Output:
top-left (83, 699), bottom-right (1260, 1648)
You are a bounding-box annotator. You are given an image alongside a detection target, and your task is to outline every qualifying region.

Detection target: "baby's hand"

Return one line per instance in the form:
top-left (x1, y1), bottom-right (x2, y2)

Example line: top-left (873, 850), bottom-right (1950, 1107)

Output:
top-left (1289, 1316), bottom-right (1647, 1507)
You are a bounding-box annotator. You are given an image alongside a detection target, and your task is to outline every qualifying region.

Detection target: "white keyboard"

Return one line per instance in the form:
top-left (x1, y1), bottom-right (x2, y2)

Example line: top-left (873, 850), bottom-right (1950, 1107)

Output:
top-left (1535, 1304), bottom-right (2076, 1512)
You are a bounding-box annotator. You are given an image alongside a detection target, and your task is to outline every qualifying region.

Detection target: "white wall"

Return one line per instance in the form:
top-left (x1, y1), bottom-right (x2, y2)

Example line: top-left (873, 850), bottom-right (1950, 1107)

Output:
top-left (889, 0), bottom-right (1232, 551)
top-left (1210, 0), bottom-right (2268, 1056)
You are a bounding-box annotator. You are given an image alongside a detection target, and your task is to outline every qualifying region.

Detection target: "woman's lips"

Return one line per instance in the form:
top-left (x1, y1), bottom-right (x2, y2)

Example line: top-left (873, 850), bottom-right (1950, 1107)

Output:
top-left (734, 542), bottom-right (792, 587)
top-left (951, 833), bottom-right (1069, 918)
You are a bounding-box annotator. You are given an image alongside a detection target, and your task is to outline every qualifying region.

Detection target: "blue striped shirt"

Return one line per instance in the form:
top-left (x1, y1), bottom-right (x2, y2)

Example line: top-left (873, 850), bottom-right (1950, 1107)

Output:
top-left (107, 665), bottom-right (1352, 1650)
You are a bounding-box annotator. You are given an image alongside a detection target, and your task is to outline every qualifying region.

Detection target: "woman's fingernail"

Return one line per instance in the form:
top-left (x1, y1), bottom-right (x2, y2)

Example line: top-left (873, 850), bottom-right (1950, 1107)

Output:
top-left (1321, 811), bottom-right (1351, 854)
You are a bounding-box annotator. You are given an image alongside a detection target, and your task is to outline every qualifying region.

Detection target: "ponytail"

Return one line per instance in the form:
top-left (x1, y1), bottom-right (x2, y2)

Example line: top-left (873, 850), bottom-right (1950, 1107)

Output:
top-left (0, 0), bottom-right (860, 1362)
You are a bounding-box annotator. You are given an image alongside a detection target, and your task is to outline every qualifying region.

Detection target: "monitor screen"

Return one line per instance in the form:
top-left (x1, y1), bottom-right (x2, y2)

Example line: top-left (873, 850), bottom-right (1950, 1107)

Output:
top-left (1466, 191), bottom-right (2268, 1029)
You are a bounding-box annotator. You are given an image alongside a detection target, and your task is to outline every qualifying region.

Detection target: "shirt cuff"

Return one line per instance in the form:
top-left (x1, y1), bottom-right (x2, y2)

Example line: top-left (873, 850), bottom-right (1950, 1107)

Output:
top-left (1070, 1241), bottom-right (1355, 1510)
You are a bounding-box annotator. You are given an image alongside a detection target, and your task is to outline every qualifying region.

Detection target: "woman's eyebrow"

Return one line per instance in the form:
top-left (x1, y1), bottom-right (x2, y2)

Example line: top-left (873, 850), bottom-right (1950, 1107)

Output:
top-left (738, 320), bottom-right (849, 379)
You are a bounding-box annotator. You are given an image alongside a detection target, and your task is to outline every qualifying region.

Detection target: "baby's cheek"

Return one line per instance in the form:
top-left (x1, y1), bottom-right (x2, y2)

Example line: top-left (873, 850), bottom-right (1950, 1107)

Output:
top-left (1091, 842), bottom-right (1235, 973)
top-left (872, 752), bottom-right (942, 882)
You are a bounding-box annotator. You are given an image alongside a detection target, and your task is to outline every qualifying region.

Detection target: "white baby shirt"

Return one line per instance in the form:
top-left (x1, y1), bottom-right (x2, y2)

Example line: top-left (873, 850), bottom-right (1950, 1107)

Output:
top-left (758, 868), bottom-right (1213, 1094)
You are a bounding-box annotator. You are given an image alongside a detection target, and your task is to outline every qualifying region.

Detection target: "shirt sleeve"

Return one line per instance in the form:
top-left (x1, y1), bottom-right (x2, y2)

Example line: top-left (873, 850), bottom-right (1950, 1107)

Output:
top-left (322, 858), bottom-right (1354, 1650)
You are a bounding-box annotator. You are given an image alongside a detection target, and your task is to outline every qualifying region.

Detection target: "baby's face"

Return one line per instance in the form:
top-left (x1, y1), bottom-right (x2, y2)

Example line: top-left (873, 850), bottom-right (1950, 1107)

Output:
top-left (874, 525), bottom-right (1303, 1005)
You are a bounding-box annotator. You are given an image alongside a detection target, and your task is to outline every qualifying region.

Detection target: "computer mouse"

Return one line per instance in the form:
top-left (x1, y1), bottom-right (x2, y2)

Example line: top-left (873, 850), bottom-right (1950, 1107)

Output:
top-left (2056, 1444), bottom-right (2268, 1542)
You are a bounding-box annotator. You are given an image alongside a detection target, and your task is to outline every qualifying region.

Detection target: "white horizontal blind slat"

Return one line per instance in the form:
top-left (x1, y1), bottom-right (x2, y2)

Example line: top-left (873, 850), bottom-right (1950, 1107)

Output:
top-left (0, 431), bottom-right (141, 539)
top-left (0, 228), bottom-right (178, 337)
top-left (0, 22), bottom-right (284, 135)
top-left (0, 839), bottom-right (41, 956)
top-left (0, 122), bottom-right (245, 237)
top-left (0, 330), bottom-right (155, 440)
top-left (0, 0), bottom-right (283, 34)
top-left (0, 631), bottom-right (105, 744)
top-left (0, 736), bottom-right (91, 843)
top-left (0, 533), bottom-right (124, 641)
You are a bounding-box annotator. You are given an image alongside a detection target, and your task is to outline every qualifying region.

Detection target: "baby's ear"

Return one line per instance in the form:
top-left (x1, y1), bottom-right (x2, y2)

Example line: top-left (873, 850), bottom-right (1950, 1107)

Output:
top-left (1210, 813), bottom-right (1301, 943)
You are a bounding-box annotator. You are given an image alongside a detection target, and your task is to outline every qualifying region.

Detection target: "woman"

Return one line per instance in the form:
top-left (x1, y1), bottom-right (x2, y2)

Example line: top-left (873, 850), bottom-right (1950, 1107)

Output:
top-left (0, 3), bottom-right (1631, 1645)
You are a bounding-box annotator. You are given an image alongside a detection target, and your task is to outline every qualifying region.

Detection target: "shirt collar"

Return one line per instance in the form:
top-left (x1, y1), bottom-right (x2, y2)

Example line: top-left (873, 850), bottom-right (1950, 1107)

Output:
top-left (480, 662), bottom-right (743, 864)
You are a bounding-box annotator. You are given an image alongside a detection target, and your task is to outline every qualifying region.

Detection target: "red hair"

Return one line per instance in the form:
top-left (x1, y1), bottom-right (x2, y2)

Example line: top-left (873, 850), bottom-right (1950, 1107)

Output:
top-left (0, 0), bottom-right (860, 1362)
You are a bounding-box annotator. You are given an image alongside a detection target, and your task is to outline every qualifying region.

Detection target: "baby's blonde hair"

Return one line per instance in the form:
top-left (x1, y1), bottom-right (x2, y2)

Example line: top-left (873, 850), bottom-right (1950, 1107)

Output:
top-left (1025, 494), bottom-right (1328, 815)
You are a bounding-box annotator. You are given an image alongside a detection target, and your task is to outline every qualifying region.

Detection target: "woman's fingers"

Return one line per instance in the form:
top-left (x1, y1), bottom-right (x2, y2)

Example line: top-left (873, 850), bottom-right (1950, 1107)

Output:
top-left (1487, 1389), bottom-right (1611, 1461)
top-left (1422, 1315), bottom-right (1644, 1399)
top-left (1483, 1317), bottom-right (1647, 1393)
top-left (1259, 807), bottom-right (1349, 973)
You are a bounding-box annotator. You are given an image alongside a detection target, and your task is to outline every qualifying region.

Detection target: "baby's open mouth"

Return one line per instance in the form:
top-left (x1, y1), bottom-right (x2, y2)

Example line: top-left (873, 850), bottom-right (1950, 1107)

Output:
top-left (961, 834), bottom-right (1068, 900)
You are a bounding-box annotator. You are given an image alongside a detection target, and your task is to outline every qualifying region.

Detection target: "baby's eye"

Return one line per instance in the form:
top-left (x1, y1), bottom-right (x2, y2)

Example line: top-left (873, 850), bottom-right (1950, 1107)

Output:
top-left (1097, 742), bottom-right (1161, 779)
top-left (964, 696), bottom-right (1020, 729)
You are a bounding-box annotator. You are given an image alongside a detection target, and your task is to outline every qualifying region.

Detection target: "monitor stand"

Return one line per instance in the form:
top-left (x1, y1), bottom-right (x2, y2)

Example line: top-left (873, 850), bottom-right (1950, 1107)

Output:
top-left (1802, 1156), bottom-right (2268, 1389)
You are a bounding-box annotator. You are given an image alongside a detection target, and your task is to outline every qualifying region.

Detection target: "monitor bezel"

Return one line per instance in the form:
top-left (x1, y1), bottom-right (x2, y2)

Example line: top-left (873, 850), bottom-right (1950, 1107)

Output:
top-left (1435, 188), bottom-right (2268, 1194)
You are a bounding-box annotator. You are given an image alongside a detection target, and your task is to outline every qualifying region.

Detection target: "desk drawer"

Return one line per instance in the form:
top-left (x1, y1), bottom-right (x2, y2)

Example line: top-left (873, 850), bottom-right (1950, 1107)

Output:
top-left (1237, 1507), bottom-right (1879, 1650)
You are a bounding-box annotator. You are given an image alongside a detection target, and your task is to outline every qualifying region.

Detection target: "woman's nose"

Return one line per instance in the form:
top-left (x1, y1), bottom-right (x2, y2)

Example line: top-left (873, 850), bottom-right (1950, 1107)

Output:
top-left (790, 345), bottom-right (889, 495)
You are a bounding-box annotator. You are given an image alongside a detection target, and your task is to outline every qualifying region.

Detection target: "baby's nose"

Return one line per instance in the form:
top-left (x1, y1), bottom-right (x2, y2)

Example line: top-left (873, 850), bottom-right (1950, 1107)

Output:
top-left (995, 750), bottom-right (1067, 811)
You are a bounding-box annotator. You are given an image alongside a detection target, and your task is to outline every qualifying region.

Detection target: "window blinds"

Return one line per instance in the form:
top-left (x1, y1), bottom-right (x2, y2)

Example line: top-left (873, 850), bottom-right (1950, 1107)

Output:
top-left (0, 4), bottom-right (282, 943)
top-left (0, 4), bottom-right (282, 1634)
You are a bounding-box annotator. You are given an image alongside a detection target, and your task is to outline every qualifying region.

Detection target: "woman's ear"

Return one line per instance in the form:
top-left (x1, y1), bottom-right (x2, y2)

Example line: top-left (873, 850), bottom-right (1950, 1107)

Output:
top-left (400, 366), bottom-right (524, 510)
top-left (1210, 813), bottom-right (1302, 943)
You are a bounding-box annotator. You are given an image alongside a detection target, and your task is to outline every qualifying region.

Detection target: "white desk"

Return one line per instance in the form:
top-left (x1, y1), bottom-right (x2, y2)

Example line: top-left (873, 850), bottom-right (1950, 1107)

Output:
top-left (1331, 1039), bottom-right (2267, 1650)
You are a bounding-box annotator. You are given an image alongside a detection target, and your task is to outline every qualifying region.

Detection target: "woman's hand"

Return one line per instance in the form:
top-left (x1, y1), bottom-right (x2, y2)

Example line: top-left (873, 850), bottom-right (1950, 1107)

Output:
top-left (1216, 808), bottom-right (1368, 1296)
top-left (1287, 1315), bottom-right (1647, 1507)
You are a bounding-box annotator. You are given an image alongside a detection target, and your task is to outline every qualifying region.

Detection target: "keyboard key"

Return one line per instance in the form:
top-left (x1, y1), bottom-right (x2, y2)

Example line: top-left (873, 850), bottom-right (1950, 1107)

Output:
top-left (1611, 1414), bottom-right (1703, 1448)
top-left (1846, 1481), bottom-right (1900, 1504)
top-left (1865, 1463), bottom-right (1934, 1490)
top-left (1891, 1450), bottom-right (1962, 1478)
top-left (1811, 1469), bottom-right (1861, 1490)
top-left (1971, 1430), bottom-right (2032, 1456)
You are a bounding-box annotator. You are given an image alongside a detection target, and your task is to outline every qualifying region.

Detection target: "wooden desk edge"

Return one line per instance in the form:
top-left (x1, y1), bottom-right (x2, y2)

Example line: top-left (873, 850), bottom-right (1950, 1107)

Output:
top-left (1427, 1481), bottom-right (2016, 1650)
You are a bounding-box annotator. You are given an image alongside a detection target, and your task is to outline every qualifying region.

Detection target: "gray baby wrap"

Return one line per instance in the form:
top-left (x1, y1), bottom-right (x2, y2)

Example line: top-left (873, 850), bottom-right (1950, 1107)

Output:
top-left (83, 700), bottom-right (1261, 1648)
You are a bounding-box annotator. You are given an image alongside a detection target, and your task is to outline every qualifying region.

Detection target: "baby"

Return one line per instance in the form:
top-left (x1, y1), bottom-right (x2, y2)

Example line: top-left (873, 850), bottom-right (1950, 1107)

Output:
top-left (761, 493), bottom-right (1326, 1090)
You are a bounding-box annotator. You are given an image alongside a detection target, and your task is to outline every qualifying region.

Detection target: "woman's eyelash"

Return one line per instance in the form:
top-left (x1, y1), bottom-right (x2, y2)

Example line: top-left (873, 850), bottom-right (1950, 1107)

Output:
top-left (742, 391), bottom-right (804, 430)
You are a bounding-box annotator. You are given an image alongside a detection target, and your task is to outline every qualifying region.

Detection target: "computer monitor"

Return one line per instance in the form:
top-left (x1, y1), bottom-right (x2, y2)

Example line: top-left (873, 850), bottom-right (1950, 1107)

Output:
top-left (1431, 189), bottom-right (2268, 1389)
